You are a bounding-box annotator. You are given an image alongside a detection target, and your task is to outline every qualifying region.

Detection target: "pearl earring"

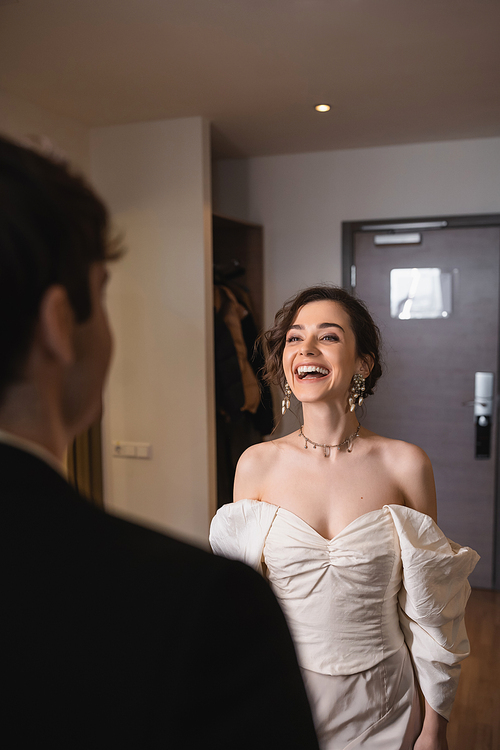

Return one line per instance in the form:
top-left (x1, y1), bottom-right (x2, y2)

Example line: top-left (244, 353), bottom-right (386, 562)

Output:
top-left (349, 373), bottom-right (366, 411)
top-left (282, 382), bottom-right (292, 415)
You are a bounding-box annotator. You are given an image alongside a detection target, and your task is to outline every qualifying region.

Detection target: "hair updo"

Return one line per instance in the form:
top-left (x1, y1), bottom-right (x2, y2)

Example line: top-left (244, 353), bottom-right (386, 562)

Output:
top-left (262, 285), bottom-right (383, 398)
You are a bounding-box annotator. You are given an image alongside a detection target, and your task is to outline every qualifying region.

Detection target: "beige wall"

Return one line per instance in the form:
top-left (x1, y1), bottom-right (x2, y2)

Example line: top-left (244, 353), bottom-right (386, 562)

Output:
top-left (0, 89), bottom-right (90, 172)
top-left (91, 117), bottom-right (215, 547)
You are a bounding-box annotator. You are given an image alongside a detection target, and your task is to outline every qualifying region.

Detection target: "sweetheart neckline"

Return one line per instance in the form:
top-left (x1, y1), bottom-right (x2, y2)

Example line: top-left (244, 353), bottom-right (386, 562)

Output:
top-left (242, 500), bottom-right (412, 544)
top-left (276, 505), bottom-right (391, 543)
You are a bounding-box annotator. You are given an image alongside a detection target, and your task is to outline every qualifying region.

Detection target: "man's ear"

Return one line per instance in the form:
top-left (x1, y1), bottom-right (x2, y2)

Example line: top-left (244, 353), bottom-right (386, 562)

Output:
top-left (38, 285), bottom-right (76, 366)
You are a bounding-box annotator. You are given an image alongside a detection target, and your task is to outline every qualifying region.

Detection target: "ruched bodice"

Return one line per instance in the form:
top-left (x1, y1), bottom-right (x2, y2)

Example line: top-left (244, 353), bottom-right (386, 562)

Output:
top-left (264, 506), bottom-right (404, 675)
top-left (210, 500), bottom-right (479, 723)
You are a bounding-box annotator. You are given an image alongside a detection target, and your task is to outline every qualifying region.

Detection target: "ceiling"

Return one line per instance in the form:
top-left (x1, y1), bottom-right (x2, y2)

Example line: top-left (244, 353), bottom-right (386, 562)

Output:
top-left (1, 0), bottom-right (499, 158)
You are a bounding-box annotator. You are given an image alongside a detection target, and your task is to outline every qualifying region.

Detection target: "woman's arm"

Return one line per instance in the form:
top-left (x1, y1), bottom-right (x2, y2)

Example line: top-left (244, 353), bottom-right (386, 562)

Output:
top-left (233, 442), bottom-right (272, 502)
top-left (392, 443), bottom-right (448, 749)
top-left (392, 441), bottom-right (438, 522)
top-left (414, 701), bottom-right (448, 750)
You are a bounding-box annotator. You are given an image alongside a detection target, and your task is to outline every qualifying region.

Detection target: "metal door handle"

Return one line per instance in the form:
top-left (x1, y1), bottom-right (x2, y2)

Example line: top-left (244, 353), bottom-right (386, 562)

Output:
top-left (474, 372), bottom-right (494, 417)
top-left (473, 372), bottom-right (494, 460)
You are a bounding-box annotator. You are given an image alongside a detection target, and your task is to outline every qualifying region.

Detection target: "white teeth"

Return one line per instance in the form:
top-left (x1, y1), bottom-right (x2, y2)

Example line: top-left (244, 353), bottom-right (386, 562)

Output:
top-left (297, 365), bottom-right (329, 376)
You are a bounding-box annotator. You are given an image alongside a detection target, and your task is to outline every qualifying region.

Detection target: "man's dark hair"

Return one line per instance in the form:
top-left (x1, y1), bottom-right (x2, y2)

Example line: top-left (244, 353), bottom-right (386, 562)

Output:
top-left (0, 135), bottom-right (118, 401)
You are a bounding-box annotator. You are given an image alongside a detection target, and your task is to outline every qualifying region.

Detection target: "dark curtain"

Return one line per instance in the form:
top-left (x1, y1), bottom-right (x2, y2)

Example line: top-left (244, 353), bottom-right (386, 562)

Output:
top-left (66, 419), bottom-right (104, 508)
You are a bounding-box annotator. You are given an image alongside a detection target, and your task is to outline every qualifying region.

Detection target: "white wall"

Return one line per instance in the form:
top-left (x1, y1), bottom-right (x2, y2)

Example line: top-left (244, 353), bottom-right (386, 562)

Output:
top-left (213, 137), bottom-right (500, 329)
top-left (0, 89), bottom-right (90, 172)
top-left (91, 117), bottom-right (215, 547)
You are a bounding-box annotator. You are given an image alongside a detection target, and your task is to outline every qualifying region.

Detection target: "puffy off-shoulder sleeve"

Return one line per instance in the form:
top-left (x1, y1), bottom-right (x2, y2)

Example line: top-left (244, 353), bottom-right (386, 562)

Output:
top-left (209, 499), bottom-right (279, 574)
top-left (386, 505), bottom-right (480, 720)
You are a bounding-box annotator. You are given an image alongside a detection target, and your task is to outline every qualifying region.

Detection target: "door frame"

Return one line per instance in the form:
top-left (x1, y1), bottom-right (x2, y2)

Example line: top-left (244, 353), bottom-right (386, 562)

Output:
top-left (342, 213), bottom-right (500, 590)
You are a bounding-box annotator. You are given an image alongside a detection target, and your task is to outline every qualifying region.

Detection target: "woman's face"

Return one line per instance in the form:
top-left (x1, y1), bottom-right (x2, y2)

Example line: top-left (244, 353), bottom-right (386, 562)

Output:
top-left (282, 300), bottom-right (368, 406)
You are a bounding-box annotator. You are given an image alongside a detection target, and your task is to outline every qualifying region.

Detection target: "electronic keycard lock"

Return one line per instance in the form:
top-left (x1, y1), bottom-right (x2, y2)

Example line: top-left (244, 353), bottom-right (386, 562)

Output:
top-left (474, 372), bottom-right (494, 459)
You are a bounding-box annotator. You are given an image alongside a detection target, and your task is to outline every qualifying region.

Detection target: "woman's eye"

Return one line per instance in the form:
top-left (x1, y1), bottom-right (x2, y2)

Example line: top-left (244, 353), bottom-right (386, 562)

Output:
top-left (322, 334), bottom-right (339, 342)
top-left (286, 335), bottom-right (301, 343)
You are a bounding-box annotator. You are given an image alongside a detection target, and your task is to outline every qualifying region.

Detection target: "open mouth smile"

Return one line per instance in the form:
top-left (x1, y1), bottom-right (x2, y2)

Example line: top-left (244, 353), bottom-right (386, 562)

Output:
top-left (296, 365), bottom-right (330, 380)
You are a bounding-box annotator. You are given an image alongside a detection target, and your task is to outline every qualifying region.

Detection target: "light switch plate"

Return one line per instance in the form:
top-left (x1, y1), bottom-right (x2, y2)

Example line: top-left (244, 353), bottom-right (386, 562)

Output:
top-left (112, 441), bottom-right (152, 459)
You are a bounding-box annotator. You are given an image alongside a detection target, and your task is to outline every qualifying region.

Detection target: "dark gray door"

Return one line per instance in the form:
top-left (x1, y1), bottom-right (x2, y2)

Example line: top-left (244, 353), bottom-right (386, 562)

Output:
top-left (352, 224), bottom-right (500, 589)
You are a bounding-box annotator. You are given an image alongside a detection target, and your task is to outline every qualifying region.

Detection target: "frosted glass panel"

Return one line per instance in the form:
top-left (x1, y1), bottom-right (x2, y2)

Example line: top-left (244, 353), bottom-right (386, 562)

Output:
top-left (390, 268), bottom-right (453, 319)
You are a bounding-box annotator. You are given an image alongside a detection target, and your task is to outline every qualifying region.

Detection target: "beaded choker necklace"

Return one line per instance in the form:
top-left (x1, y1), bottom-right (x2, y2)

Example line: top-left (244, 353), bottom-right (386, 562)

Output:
top-left (298, 423), bottom-right (361, 457)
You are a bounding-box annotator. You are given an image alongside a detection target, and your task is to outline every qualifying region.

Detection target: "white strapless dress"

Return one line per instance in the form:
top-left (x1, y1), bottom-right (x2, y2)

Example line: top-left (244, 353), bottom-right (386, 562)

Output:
top-left (210, 501), bottom-right (479, 750)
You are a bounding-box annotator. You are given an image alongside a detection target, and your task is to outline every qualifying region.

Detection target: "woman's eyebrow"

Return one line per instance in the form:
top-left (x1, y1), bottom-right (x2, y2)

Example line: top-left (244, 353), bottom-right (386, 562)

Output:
top-left (288, 322), bottom-right (345, 332)
top-left (318, 322), bottom-right (345, 332)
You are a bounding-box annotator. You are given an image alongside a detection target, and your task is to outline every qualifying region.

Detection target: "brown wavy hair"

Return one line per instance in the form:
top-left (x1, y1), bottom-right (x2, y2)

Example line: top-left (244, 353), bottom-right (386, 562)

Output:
top-left (262, 285), bottom-right (382, 398)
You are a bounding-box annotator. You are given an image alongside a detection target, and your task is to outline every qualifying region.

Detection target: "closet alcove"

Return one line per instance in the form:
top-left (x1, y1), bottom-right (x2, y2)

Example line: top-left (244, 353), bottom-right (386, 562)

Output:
top-left (212, 214), bottom-right (273, 508)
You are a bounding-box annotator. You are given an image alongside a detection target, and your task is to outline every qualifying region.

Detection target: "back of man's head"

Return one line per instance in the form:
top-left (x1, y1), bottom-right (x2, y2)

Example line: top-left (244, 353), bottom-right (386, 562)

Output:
top-left (0, 135), bottom-right (113, 405)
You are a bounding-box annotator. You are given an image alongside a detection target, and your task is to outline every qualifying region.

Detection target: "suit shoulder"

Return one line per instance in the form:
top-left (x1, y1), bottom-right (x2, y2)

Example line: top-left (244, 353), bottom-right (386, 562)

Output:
top-left (99, 509), bottom-right (271, 592)
top-left (99, 510), bottom-right (213, 568)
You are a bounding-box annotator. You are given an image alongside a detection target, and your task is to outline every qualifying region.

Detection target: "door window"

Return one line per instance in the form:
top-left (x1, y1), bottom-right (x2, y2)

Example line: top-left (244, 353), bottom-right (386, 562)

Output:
top-left (390, 267), bottom-right (454, 319)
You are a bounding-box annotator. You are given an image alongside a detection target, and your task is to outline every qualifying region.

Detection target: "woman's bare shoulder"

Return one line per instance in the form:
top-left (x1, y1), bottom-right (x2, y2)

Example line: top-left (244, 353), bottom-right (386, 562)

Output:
top-left (363, 431), bottom-right (437, 519)
top-left (370, 432), bottom-right (430, 465)
top-left (368, 435), bottom-right (437, 521)
top-left (234, 437), bottom-right (290, 501)
top-left (237, 439), bottom-right (279, 467)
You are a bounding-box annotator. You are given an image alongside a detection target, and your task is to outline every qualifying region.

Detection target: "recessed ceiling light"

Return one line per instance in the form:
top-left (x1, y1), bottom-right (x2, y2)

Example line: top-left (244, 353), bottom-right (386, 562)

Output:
top-left (315, 104), bottom-right (331, 112)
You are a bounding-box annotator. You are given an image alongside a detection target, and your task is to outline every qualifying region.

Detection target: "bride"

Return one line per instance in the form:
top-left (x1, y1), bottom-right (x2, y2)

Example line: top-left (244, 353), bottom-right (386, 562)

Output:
top-left (210, 285), bottom-right (478, 750)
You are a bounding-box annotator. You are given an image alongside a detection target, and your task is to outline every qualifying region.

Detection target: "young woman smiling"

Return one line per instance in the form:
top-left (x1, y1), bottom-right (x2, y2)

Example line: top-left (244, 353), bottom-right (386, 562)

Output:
top-left (210, 285), bottom-right (479, 750)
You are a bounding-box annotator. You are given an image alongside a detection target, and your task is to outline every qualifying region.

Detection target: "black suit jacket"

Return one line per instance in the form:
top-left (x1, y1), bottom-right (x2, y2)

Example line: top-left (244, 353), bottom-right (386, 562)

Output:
top-left (2, 443), bottom-right (319, 749)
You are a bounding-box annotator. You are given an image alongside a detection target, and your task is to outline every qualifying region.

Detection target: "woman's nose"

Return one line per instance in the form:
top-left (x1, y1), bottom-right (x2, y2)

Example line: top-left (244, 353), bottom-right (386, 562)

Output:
top-left (300, 337), bottom-right (318, 356)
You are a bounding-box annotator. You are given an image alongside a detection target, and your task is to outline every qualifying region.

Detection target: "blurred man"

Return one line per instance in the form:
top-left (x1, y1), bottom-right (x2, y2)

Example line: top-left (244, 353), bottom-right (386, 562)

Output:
top-left (0, 135), bottom-right (319, 749)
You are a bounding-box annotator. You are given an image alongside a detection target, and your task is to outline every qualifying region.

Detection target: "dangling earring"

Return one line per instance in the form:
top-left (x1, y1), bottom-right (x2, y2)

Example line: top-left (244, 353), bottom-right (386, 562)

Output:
top-left (349, 373), bottom-right (366, 412)
top-left (282, 382), bottom-right (292, 415)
